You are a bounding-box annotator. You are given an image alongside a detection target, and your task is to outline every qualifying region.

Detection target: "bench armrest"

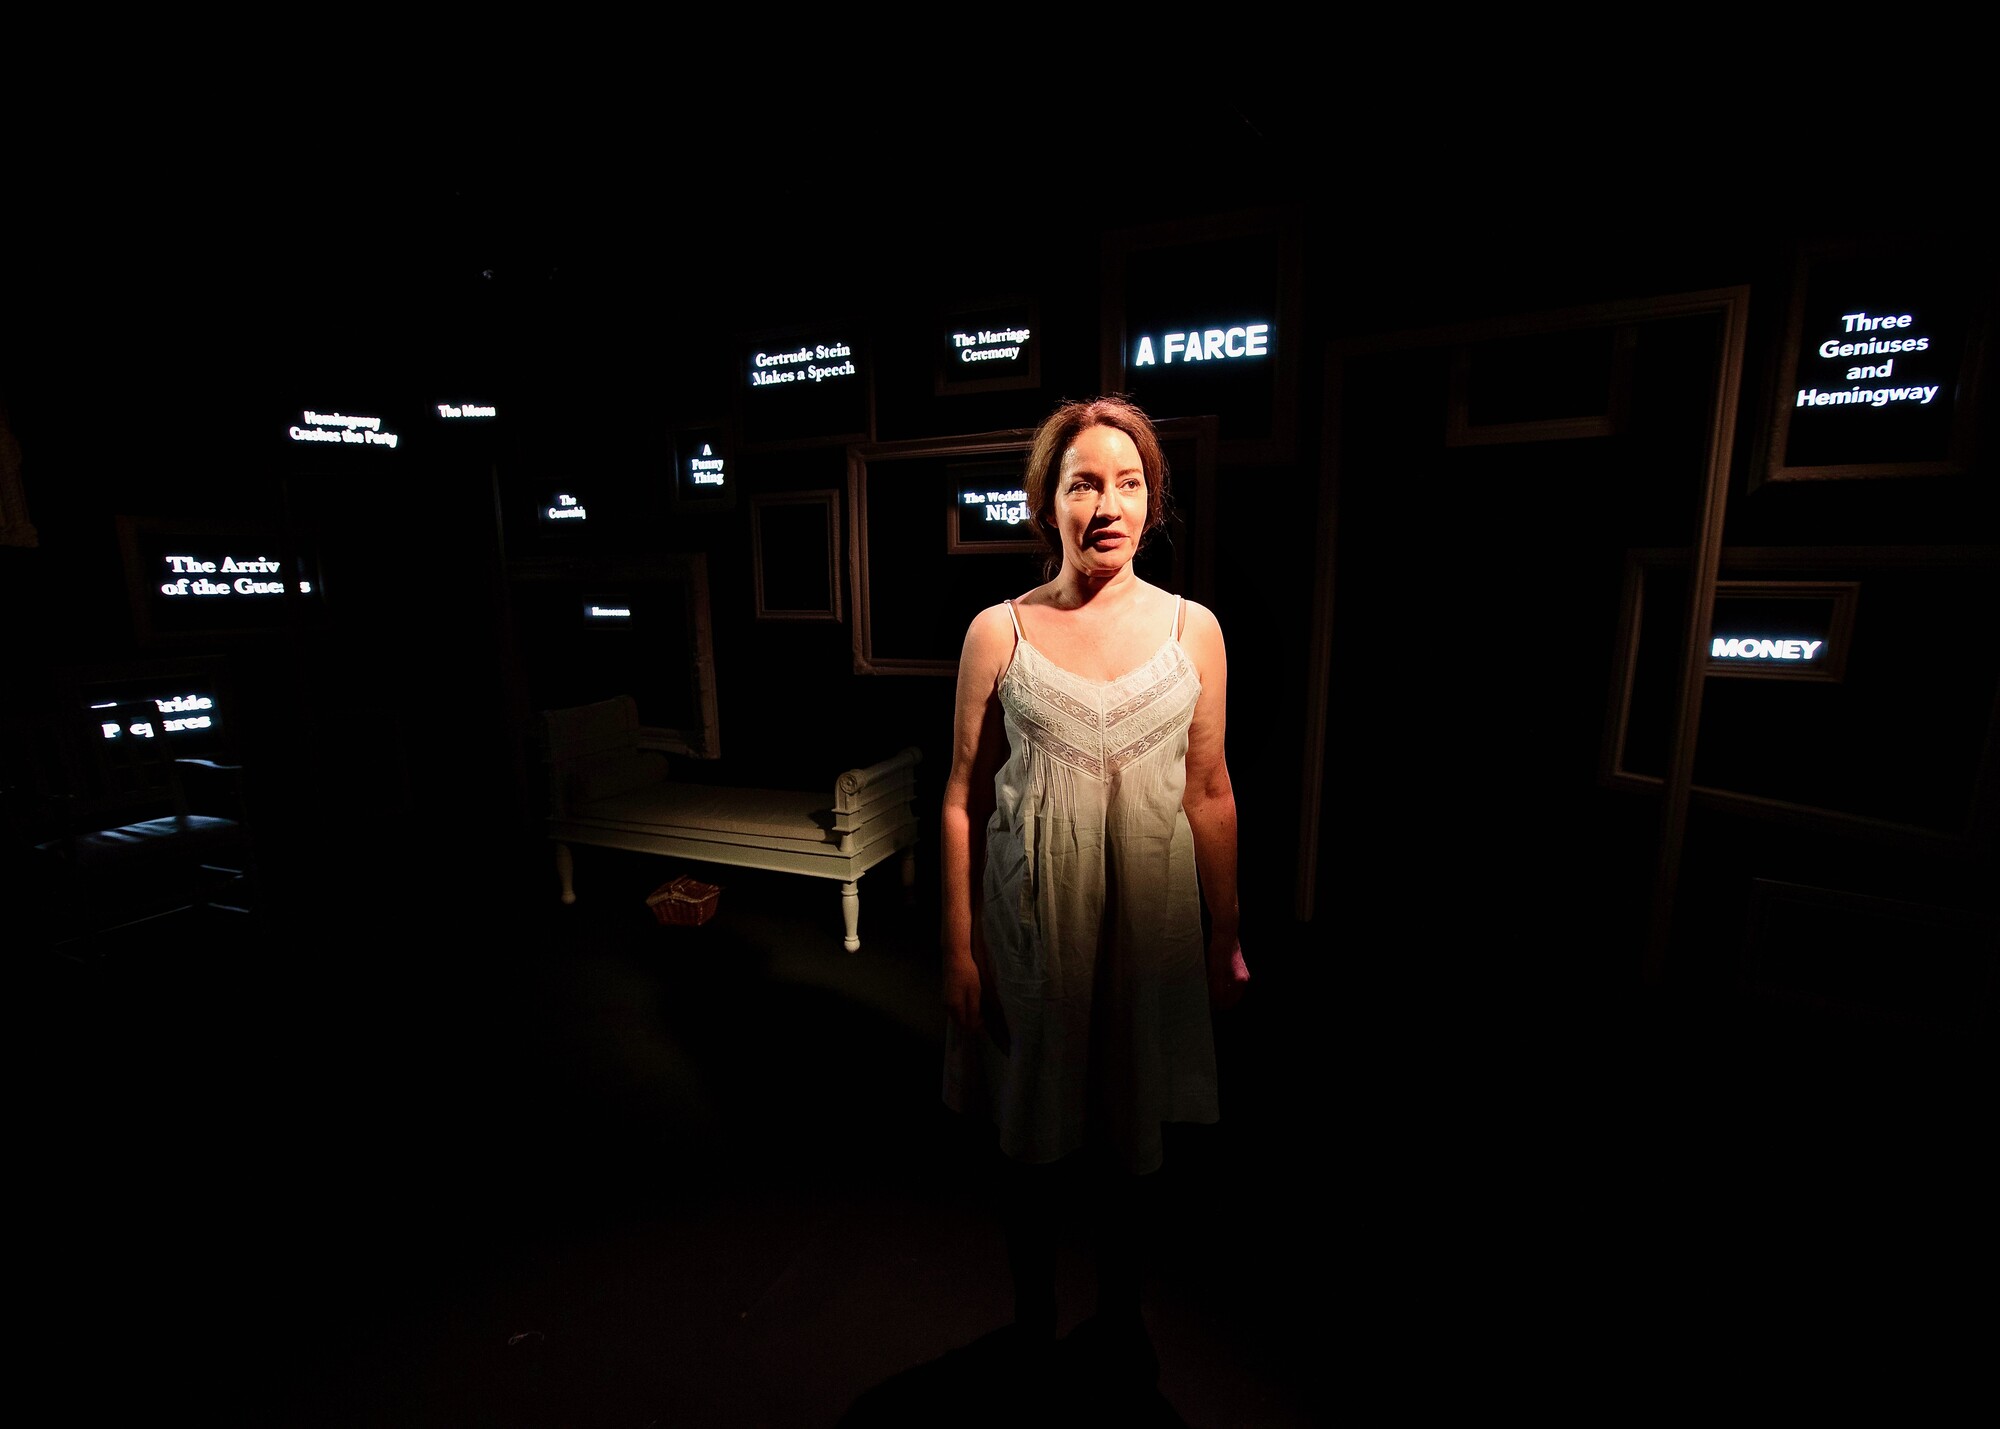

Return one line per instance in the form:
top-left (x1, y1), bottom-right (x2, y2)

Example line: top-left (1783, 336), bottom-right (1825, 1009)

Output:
top-left (835, 747), bottom-right (922, 813)
top-left (637, 727), bottom-right (698, 758)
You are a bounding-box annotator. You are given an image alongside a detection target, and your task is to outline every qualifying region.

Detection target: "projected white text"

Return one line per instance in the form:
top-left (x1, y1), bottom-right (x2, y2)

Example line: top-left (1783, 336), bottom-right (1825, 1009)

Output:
top-left (288, 409), bottom-right (401, 448)
top-left (750, 342), bottom-right (858, 387)
top-left (158, 554), bottom-right (309, 596)
top-left (1132, 323), bottom-right (1270, 367)
top-left (951, 328), bottom-right (1031, 364)
top-left (1711, 638), bottom-right (1825, 661)
top-left (960, 488), bottom-right (1031, 524)
top-left (1796, 310), bottom-right (1942, 410)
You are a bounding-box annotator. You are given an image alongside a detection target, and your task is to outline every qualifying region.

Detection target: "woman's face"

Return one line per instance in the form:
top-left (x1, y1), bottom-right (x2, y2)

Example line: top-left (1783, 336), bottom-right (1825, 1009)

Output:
top-left (1050, 424), bottom-right (1148, 579)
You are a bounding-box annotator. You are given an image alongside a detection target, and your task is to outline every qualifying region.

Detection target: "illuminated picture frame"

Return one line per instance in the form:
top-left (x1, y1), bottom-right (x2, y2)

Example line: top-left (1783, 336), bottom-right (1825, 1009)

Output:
top-left (945, 458), bottom-right (1041, 555)
top-left (1602, 545), bottom-right (1999, 842)
top-left (671, 422), bottom-right (738, 513)
top-left (737, 320), bottom-right (875, 454)
top-left (116, 513), bottom-right (327, 648)
top-left (1704, 581), bottom-right (1858, 682)
top-left (497, 464), bottom-right (653, 557)
top-left (1759, 237), bottom-right (1989, 485)
top-left (534, 485), bottom-right (596, 537)
top-left (1600, 556), bottom-right (1861, 788)
top-left (935, 294), bottom-right (1041, 398)
top-left (1101, 207), bottom-right (1301, 465)
top-left (57, 653), bottom-right (240, 769)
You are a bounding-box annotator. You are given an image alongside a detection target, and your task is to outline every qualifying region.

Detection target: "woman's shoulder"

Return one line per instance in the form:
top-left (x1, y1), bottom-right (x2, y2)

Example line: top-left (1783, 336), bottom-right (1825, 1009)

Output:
top-left (1177, 596), bottom-right (1223, 637)
top-left (969, 598), bottom-right (1023, 630)
top-left (959, 601), bottom-right (1019, 659)
top-left (1176, 598), bottom-right (1227, 674)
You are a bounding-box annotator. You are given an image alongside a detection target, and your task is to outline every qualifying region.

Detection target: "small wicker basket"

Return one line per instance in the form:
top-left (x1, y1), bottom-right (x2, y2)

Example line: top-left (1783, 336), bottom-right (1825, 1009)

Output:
top-left (645, 874), bottom-right (722, 927)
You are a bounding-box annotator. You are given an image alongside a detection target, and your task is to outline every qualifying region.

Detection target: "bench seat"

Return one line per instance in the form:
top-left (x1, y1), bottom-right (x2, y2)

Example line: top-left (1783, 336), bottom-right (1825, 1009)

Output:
top-left (542, 696), bottom-right (920, 950)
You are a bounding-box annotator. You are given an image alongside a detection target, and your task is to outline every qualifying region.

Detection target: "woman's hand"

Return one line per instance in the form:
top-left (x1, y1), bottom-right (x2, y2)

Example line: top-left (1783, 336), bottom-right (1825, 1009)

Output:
top-left (1207, 939), bottom-right (1250, 1010)
top-left (943, 947), bottom-right (984, 1034)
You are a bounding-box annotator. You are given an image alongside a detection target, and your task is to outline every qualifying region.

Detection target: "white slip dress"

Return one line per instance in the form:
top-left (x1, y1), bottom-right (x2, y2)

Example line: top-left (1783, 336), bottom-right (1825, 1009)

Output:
top-left (943, 594), bottom-right (1219, 1174)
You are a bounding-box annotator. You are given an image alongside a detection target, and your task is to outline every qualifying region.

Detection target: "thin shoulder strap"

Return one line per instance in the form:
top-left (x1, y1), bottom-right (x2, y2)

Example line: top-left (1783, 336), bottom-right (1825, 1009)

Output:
top-left (1172, 594), bottom-right (1186, 641)
top-left (1005, 597), bottom-right (1025, 644)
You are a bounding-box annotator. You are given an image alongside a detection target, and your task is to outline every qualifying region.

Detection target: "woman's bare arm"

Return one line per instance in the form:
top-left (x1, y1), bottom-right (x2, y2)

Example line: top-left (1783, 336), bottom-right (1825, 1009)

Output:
top-left (1180, 601), bottom-right (1250, 1008)
top-left (941, 604), bottom-right (1014, 1033)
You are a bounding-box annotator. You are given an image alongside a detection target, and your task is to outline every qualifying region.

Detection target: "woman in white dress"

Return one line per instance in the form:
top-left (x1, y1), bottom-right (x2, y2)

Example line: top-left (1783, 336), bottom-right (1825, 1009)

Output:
top-left (940, 394), bottom-right (1249, 1388)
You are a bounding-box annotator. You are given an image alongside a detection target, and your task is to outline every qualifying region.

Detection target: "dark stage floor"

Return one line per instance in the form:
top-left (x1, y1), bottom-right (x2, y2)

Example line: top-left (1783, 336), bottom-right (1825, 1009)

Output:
top-left (29, 853), bottom-right (1333, 1428)
top-left (25, 849), bottom-right (1989, 1426)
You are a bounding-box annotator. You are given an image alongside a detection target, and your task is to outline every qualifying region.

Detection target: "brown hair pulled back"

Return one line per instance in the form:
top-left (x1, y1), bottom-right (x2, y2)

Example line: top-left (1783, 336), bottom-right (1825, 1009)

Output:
top-left (1022, 395), bottom-right (1173, 573)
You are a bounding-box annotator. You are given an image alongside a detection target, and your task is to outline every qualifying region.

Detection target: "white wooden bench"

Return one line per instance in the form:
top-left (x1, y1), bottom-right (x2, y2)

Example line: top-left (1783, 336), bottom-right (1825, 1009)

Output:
top-left (541, 696), bottom-right (921, 951)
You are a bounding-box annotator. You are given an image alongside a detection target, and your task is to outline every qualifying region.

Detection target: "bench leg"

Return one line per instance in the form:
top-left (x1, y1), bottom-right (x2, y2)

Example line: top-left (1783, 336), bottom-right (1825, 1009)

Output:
top-left (840, 879), bottom-right (860, 953)
top-left (555, 842), bottom-right (576, 905)
top-left (900, 847), bottom-right (917, 903)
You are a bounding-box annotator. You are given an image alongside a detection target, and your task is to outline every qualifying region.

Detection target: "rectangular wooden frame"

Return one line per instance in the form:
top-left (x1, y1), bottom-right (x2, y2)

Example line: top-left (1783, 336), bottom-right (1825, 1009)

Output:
top-left (1738, 877), bottom-right (1997, 1038)
top-left (1444, 323), bottom-right (1639, 446)
top-left (1601, 552), bottom-right (1859, 791)
top-left (849, 428), bottom-right (1034, 677)
top-left (1598, 546), bottom-right (1687, 792)
top-left (751, 488), bottom-right (843, 622)
top-left (849, 419), bottom-right (1218, 676)
top-left (944, 456), bottom-right (1041, 556)
top-left (508, 552), bottom-right (722, 759)
top-left (1297, 288), bottom-right (1756, 978)
top-left (1598, 544), bottom-right (1999, 849)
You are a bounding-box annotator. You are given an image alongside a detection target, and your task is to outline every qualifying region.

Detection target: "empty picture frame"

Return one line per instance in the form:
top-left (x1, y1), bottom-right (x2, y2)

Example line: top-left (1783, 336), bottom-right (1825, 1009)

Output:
top-left (849, 429), bottom-right (1039, 677)
top-left (1739, 877), bottom-right (1997, 1038)
top-left (848, 419), bottom-right (1217, 676)
top-left (1600, 547), bottom-right (1690, 790)
top-left (752, 489), bottom-right (843, 621)
top-left (1445, 323), bottom-right (1639, 446)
